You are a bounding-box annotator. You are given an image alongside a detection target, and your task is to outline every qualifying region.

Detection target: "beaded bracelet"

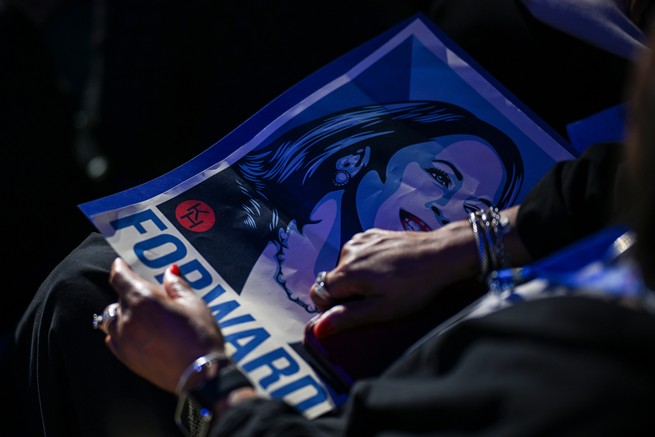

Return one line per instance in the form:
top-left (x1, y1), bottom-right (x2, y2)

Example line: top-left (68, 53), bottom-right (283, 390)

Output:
top-left (468, 207), bottom-right (510, 282)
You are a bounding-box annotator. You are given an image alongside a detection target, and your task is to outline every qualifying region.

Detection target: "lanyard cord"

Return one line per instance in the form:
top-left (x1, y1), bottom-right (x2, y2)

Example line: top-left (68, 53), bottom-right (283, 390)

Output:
top-left (405, 226), bottom-right (650, 357)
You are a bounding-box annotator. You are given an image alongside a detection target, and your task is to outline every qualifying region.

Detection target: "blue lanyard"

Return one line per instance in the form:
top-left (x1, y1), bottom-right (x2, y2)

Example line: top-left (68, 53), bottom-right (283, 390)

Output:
top-left (406, 226), bottom-right (648, 357)
top-left (488, 225), bottom-right (653, 309)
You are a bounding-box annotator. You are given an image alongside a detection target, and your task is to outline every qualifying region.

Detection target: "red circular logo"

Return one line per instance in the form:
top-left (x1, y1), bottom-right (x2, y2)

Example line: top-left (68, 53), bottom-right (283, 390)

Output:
top-left (175, 200), bottom-right (216, 232)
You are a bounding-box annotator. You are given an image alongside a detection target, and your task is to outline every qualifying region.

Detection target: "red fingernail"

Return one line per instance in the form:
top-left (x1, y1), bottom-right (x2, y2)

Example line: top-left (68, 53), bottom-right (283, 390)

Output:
top-left (170, 264), bottom-right (182, 277)
top-left (313, 318), bottom-right (333, 340)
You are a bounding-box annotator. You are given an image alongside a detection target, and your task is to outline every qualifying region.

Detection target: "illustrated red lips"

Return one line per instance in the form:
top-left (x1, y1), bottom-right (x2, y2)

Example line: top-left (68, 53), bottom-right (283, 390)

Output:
top-left (400, 208), bottom-right (432, 232)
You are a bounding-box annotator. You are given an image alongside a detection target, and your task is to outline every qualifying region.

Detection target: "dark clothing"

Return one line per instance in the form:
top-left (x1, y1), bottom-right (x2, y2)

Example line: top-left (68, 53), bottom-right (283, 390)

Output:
top-left (212, 297), bottom-right (655, 436)
top-left (516, 141), bottom-right (629, 259)
top-left (8, 0), bottom-right (633, 433)
top-left (12, 232), bottom-right (182, 437)
top-left (11, 140), bottom-right (628, 436)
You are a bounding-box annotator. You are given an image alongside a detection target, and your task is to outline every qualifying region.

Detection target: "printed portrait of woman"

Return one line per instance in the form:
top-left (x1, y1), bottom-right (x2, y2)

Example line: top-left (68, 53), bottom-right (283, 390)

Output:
top-left (161, 100), bottom-right (524, 327)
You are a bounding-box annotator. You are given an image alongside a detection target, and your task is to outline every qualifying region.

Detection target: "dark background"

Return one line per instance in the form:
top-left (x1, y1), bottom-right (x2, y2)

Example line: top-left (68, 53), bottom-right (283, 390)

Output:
top-left (0, 0), bottom-right (433, 340)
top-left (1, 0), bottom-right (631, 344)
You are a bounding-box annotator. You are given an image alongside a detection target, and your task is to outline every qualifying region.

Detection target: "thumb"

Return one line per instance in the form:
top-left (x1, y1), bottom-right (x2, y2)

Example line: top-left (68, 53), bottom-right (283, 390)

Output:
top-left (110, 257), bottom-right (150, 301)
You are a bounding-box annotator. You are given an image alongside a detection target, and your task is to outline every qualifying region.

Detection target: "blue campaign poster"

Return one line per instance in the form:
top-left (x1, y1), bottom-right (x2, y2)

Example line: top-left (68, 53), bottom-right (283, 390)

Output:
top-left (79, 14), bottom-right (574, 416)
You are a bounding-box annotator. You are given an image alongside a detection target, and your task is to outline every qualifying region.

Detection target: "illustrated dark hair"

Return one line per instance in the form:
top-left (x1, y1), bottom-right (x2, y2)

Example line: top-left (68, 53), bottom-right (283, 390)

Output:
top-left (236, 100), bottom-right (524, 241)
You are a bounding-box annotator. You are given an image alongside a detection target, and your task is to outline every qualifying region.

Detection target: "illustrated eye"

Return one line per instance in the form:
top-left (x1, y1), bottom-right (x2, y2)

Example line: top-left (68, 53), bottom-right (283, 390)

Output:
top-left (425, 168), bottom-right (452, 188)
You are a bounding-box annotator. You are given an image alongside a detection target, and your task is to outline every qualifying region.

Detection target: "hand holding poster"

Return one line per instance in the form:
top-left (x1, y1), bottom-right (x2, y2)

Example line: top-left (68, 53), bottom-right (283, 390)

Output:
top-left (79, 14), bottom-right (575, 417)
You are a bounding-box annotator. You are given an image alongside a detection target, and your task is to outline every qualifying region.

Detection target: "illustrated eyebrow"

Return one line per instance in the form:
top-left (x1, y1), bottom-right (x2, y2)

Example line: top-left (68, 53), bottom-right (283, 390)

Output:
top-left (433, 159), bottom-right (462, 181)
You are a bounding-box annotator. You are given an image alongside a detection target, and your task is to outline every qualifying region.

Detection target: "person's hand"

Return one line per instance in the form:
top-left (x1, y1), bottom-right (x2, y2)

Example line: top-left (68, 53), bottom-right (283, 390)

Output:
top-left (308, 205), bottom-right (529, 339)
top-left (308, 220), bottom-right (481, 339)
top-left (104, 258), bottom-right (225, 393)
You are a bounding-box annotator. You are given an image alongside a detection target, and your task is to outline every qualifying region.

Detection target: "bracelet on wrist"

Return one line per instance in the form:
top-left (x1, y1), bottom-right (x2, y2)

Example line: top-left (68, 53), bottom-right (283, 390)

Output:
top-left (468, 207), bottom-right (511, 283)
top-left (190, 364), bottom-right (254, 409)
top-left (175, 352), bottom-right (253, 437)
top-left (176, 352), bottom-right (229, 395)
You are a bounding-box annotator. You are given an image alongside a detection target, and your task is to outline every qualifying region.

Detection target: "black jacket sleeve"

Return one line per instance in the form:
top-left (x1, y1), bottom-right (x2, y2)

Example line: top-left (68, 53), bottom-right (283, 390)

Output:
top-left (210, 398), bottom-right (340, 437)
top-left (12, 233), bottom-right (182, 437)
top-left (516, 141), bottom-right (629, 260)
top-left (210, 297), bottom-right (655, 436)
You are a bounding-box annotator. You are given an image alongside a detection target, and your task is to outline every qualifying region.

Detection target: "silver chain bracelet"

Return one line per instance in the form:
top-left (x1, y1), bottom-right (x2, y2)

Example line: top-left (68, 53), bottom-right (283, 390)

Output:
top-left (468, 207), bottom-right (511, 282)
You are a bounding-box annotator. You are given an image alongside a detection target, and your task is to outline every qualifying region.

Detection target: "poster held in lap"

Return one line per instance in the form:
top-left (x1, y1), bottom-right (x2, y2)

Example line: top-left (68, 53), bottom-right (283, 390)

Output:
top-left (79, 13), bottom-right (575, 416)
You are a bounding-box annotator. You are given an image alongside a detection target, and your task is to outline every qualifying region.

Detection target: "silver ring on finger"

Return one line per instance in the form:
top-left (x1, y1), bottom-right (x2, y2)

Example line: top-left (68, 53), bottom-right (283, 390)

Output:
top-left (313, 271), bottom-right (331, 300)
top-left (93, 302), bottom-right (120, 333)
